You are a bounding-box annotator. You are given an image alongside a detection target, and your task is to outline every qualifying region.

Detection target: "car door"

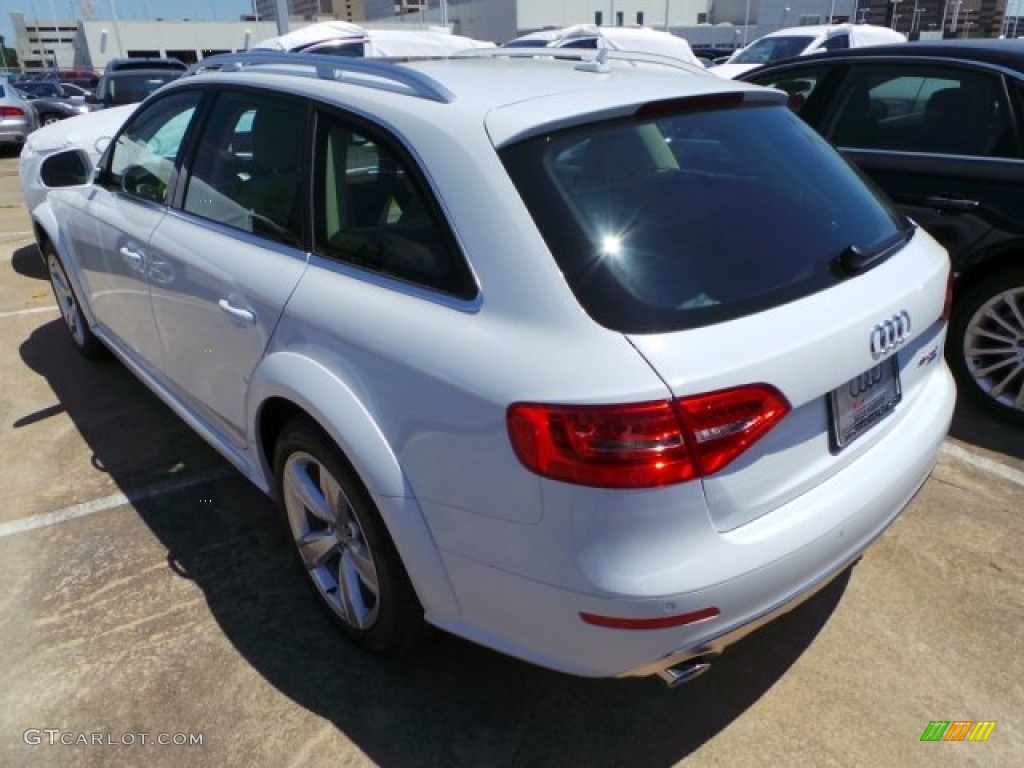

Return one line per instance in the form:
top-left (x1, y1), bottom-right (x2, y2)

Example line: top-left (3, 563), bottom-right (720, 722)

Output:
top-left (812, 62), bottom-right (1023, 271)
top-left (147, 89), bottom-right (310, 450)
top-left (67, 90), bottom-right (202, 370)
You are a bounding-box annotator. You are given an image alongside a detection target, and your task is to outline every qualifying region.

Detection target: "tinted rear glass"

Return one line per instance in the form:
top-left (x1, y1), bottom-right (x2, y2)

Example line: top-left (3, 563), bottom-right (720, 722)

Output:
top-left (107, 73), bottom-right (179, 104)
top-left (500, 102), bottom-right (908, 333)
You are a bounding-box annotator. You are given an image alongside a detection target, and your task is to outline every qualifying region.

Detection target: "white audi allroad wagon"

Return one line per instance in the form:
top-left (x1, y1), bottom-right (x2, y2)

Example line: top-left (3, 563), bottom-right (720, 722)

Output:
top-left (21, 49), bottom-right (955, 686)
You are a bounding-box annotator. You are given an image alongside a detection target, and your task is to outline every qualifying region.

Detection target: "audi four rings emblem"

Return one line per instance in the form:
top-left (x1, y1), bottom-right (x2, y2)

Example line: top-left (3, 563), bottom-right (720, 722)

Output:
top-left (870, 311), bottom-right (911, 359)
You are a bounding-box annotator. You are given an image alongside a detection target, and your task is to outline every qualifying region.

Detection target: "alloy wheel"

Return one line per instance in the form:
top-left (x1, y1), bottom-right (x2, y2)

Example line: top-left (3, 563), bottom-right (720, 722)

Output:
top-left (962, 286), bottom-right (1024, 414)
top-left (281, 451), bottom-right (380, 629)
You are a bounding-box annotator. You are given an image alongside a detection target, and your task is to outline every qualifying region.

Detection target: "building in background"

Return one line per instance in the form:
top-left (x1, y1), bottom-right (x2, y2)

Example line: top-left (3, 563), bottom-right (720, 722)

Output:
top-left (254, 0), bottom-right (368, 22)
top-left (9, 12), bottom-right (283, 71)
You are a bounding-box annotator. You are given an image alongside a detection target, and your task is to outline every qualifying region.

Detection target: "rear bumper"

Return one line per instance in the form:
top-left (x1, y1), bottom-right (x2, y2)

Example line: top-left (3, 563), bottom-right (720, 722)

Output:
top-left (432, 364), bottom-right (955, 679)
top-left (0, 125), bottom-right (31, 144)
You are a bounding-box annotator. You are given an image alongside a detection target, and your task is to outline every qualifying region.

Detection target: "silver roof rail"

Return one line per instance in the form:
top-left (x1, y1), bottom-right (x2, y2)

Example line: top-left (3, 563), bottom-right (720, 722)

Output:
top-left (450, 46), bottom-right (706, 76)
top-left (186, 51), bottom-right (455, 104)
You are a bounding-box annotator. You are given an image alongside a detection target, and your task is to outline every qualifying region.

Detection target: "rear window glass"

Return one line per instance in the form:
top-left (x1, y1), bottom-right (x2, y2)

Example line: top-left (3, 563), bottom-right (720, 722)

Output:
top-left (107, 73), bottom-right (179, 104)
top-left (500, 103), bottom-right (908, 333)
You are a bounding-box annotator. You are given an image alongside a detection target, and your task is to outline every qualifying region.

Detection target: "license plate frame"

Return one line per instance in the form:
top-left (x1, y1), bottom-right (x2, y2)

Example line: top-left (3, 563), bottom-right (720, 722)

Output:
top-left (828, 358), bottom-right (902, 452)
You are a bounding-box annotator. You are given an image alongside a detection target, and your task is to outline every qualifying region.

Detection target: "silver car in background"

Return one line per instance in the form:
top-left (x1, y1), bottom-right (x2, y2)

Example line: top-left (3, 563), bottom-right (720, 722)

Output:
top-left (0, 81), bottom-right (39, 149)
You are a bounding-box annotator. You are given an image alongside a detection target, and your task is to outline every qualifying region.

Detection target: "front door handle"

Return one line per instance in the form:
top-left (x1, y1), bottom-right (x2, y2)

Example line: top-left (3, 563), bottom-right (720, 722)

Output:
top-left (217, 298), bottom-right (256, 325)
top-left (925, 196), bottom-right (980, 212)
top-left (119, 245), bottom-right (144, 270)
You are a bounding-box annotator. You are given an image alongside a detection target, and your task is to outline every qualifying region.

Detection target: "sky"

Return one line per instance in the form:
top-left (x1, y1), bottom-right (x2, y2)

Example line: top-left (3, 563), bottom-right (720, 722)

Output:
top-left (3, 1), bottom-right (256, 52)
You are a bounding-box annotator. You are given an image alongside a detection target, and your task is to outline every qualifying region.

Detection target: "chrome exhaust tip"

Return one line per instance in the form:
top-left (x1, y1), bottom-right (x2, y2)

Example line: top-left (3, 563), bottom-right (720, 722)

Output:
top-left (656, 658), bottom-right (712, 688)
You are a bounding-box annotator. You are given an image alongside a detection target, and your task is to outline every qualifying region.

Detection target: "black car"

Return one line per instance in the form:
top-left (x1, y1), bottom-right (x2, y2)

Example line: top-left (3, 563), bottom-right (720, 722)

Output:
top-left (740, 40), bottom-right (1024, 424)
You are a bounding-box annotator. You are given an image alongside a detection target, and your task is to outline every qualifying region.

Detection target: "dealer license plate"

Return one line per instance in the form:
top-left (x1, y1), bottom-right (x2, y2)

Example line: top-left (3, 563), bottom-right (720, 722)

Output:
top-left (829, 358), bottom-right (902, 451)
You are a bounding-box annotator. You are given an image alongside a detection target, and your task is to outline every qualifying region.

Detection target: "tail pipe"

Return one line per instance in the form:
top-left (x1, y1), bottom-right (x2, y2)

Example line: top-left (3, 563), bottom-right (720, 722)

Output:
top-left (656, 657), bottom-right (713, 688)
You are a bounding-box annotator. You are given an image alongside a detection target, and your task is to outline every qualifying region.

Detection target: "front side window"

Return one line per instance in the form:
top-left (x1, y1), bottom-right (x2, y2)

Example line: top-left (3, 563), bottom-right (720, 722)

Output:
top-left (109, 91), bottom-right (200, 204)
top-left (819, 34), bottom-right (849, 51)
top-left (312, 112), bottom-right (475, 298)
top-left (749, 65), bottom-right (832, 113)
top-left (501, 103), bottom-right (908, 333)
top-left (183, 91), bottom-right (307, 247)
top-left (732, 36), bottom-right (816, 65)
top-left (826, 65), bottom-right (1018, 158)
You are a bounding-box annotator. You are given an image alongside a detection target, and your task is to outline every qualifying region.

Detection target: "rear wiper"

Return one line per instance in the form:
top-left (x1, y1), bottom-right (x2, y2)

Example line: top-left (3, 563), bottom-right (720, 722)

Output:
top-left (834, 225), bottom-right (914, 276)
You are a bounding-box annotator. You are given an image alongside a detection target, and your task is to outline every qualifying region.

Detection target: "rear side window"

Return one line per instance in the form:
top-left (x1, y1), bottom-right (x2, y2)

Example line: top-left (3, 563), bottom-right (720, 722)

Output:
top-left (819, 34), bottom-right (849, 51)
top-left (312, 112), bottom-right (476, 299)
top-left (501, 103), bottom-right (908, 333)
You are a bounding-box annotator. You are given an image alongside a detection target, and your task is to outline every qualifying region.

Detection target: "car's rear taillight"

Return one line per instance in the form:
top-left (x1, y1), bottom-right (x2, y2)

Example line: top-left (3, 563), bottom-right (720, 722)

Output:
top-left (0, 107), bottom-right (26, 118)
top-left (507, 385), bottom-right (790, 489)
top-left (941, 272), bottom-right (954, 323)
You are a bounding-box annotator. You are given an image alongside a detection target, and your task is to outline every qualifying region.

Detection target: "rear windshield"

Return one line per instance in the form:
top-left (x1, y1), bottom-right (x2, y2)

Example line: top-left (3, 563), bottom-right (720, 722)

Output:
top-left (500, 102), bottom-right (908, 333)
top-left (106, 73), bottom-right (179, 105)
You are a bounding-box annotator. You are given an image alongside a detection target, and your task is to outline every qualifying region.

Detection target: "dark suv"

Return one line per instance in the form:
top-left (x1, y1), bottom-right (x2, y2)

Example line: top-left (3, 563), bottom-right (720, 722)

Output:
top-left (103, 57), bottom-right (188, 73)
top-left (89, 69), bottom-right (183, 109)
top-left (741, 40), bottom-right (1024, 424)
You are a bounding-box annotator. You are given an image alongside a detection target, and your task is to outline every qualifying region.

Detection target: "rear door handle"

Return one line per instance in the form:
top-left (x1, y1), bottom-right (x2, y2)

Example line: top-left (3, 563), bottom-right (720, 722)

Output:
top-left (217, 298), bottom-right (256, 325)
top-left (925, 196), bottom-right (980, 212)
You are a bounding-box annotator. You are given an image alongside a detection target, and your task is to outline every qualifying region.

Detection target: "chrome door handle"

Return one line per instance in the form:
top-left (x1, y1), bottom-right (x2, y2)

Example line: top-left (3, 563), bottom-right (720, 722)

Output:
top-left (217, 298), bottom-right (256, 324)
top-left (119, 246), bottom-right (144, 269)
top-left (925, 196), bottom-right (980, 212)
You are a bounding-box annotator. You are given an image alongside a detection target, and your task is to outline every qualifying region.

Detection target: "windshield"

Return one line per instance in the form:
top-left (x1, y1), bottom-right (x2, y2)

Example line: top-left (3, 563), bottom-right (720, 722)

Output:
top-left (732, 36), bottom-right (816, 65)
top-left (500, 103), bottom-right (908, 333)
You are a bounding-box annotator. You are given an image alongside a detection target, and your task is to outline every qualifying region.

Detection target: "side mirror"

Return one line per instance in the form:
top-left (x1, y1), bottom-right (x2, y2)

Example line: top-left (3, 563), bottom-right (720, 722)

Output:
top-left (39, 149), bottom-right (94, 188)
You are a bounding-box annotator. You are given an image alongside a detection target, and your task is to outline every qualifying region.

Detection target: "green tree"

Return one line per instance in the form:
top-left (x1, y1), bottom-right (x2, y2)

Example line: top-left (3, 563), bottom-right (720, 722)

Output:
top-left (0, 36), bottom-right (20, 71)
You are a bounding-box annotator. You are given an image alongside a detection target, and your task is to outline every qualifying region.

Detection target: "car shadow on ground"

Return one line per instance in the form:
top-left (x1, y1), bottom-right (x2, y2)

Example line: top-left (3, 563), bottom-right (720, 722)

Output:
top-left (948, 393), bottom-right (1024, 461)
top-left (10, 242), bottom-right (46, 280)
top-left (18, 317), bottom-right (850, 767)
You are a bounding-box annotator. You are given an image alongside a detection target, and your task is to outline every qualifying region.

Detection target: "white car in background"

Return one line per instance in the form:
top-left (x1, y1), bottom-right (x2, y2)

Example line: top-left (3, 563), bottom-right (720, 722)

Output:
top-left (711, 23), bottom-right (907, 78)
top-left (250, 19), bottom-right (495, 56)
top-left (503, 23), bottom-right (703, 68)
top-left (19, 22), bottom-right (494, 212)
top-left (24, 47), bottom-right (954, 686)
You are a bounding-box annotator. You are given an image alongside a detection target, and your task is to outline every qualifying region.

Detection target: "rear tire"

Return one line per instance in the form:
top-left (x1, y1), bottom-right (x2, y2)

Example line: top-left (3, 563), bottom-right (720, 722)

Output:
top-left (273, 417), bottom-right (425, 653)
top-left (44, 244), bottom-right (108, 360)
top-left (947, 266), bottom-right (1024, 424)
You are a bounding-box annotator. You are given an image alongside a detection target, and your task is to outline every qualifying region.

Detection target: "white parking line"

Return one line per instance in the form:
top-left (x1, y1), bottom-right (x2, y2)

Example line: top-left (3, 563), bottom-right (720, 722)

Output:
top-left (0, 469), bottom-right (233, 540)
top-left (0, 306), bottom-right (58, 319)
top-left (0, 443), bottom-right (1017, 541)
top-left (940, 442), bottom-right (1024, 489)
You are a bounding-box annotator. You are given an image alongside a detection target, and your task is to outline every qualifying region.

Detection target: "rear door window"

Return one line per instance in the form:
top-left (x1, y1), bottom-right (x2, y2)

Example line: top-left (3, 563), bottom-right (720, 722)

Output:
top-left (501, 102), bottom-right (908, 333)
top-left (825, 65), bottom-right (1018, 158)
